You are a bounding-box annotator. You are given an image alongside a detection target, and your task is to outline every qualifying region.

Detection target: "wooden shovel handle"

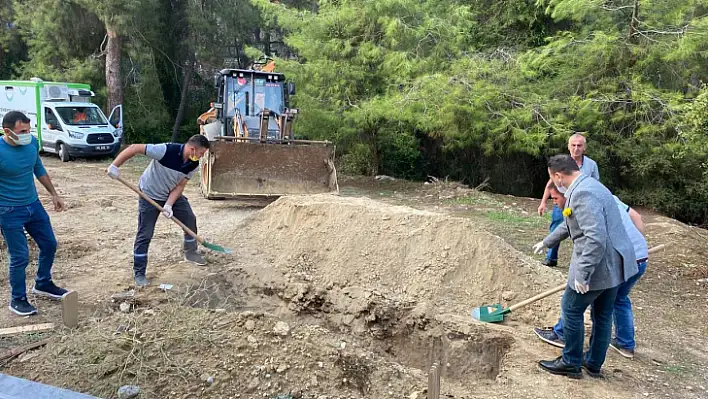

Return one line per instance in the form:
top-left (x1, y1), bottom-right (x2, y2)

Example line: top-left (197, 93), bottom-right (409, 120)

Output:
top-left (647, 243), bottom-right (665, 254)
top-left (115, 176), bottom-right (203, 244)
top-left (508, 244), bottom-right (665, 313)
top-left (509, 283), bottom-right (566, 312)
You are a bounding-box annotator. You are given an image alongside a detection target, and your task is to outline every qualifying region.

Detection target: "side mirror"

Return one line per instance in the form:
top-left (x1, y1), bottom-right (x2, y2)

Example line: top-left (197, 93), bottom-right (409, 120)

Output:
top-left (287, 82), bottom-right (296, 95)
top-left (214, 73), bottom-right (222, 88)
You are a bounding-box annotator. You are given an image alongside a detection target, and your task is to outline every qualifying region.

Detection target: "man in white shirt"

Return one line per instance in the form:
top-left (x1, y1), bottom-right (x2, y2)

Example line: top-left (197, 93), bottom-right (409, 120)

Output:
top-left (537, 133), bottom-right (600, 267)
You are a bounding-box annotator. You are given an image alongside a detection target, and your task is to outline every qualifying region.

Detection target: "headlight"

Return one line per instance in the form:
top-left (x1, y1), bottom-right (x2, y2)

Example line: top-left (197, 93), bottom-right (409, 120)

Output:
top-left (113, 128), bottom-right (122, 138)
top-left (68, 130), bottom-right (84, 139)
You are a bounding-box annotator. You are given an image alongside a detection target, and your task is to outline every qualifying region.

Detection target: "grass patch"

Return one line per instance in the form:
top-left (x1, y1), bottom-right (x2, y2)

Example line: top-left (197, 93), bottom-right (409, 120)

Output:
top-left (485, 210), bottom-right (545, 227)
top-left (449, 194), bottom-right (503, 207)
top-left (662, 364), bottom-right (694, 375)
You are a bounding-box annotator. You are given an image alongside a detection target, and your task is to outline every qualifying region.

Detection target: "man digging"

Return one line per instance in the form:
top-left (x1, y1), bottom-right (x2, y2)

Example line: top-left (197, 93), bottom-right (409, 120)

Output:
top-left (537, 133), bottom-right (600, 267)
top-left (0, 111), bottom-right (69, 316)
top-left (533, 184), bottom-right (649, 360)
top-left (106, 135), bottom-right (211, 287)
top-left (532, 155), bottom-right (636, 379)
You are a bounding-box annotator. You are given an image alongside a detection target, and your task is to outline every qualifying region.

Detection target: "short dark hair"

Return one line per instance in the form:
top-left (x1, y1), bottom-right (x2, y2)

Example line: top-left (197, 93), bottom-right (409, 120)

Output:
top-left (548, 154), bottom-right (579, 175)
top-left (187, 134), bottom-right (211, 150)
top-left (2, 111), bottom-right (31, 130)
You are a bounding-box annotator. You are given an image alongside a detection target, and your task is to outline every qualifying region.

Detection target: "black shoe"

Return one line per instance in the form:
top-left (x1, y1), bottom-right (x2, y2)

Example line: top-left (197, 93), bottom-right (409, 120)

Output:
top-left (538, 356), bottom-right (582, 379)
top-left (581, 360), bottom-right (603, 378)
top-left (533, 327), bottom-right (566, 348)
top-left (542, 260), bottom-right (557, 267)
top-left (184, 250), bottom-right (207, 266)
top-left (32, 281), bottom-right (68, 300)
top-left (9, 297), bottom-right (38, 316)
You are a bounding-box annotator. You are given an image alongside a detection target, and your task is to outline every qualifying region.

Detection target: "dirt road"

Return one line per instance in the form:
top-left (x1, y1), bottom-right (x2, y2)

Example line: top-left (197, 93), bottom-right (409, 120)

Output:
top-left (0, 156), bottom-right (706, 399)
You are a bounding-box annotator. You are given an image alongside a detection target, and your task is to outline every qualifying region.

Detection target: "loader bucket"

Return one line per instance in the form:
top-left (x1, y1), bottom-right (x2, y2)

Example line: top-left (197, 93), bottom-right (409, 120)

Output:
top-left (200, 139), bottom-right (338, 200)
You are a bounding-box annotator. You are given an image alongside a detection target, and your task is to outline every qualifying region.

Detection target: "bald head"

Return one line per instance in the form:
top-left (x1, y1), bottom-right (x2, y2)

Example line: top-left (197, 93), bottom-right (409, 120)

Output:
top-left (568, 133), bottom-right (587, 159)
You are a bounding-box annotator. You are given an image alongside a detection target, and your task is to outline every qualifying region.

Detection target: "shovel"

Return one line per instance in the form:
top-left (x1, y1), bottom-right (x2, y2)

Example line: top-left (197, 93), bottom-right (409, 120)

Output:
top-left (472, 283), bottom-right (566, 323)
top-left (114, 176), bottom-right (232, 254)
top-left (472, 243), bottom-right (665, 323)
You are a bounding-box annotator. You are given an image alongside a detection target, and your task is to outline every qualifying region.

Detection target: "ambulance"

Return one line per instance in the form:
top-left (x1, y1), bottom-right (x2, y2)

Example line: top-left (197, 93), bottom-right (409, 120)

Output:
top-left (0, 78), bottom-right (123, 161)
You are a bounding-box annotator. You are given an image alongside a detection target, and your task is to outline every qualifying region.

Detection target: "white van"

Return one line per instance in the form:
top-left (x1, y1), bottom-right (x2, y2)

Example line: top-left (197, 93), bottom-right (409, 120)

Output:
top-left (0, 78), bottom-right (123, 161)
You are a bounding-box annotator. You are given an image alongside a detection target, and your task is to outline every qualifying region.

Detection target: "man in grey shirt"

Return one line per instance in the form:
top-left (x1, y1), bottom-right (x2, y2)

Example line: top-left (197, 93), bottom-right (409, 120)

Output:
top-left (532, 155), bottom-right (636, 379)
top-left (537, 133), bottom-right (600, 267)
top-left (106, 135), bottom-right (211, 287)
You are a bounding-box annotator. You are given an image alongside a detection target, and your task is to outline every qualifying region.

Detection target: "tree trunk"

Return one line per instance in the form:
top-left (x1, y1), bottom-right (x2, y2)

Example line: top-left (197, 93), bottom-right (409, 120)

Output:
top-left (171, 51), bottom-right (195, 142)
top-left (105, 27), bottom-right (123, 112)
top-left (627, 0), bottom-right (640, 42)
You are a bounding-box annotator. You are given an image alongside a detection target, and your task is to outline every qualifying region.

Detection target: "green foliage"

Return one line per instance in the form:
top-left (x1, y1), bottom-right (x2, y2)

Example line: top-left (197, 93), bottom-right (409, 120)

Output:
top-left (3, 0), bottom-right (708, 223)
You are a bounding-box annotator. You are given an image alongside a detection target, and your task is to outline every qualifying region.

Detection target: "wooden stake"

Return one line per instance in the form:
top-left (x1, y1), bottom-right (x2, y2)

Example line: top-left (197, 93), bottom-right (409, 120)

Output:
top-left (62, 290), bottom-right (78, 328)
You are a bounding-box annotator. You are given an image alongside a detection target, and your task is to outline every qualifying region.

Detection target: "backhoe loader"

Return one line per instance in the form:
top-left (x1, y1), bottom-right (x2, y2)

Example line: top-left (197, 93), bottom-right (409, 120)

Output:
top-left (197, 59), bottom-right (338, 200)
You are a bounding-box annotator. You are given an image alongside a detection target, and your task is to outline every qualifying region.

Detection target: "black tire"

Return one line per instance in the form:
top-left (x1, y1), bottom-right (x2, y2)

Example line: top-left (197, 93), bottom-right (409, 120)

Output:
top-left (58, 143), bottom-right (71, 162)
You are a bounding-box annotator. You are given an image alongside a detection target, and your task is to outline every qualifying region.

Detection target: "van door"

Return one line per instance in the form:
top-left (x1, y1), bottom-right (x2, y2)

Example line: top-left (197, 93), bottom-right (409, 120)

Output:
top-left (43, 107), bottom-right (62, 152)
top-left (108, 104), bottom-right (123, 139)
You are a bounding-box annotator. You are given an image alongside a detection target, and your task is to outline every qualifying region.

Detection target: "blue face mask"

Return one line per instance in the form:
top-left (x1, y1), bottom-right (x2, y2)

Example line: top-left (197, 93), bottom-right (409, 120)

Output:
top-left (7, 129), bottom-right (32, 146)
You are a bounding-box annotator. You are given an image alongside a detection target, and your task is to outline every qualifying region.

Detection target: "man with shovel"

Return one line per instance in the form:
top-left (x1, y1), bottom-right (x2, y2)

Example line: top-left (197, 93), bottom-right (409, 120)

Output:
top-left (106, 135), bottom-right (211, 287)
top-left (533, 184), bottom-right (648, 360)
top-left (531, 155), bottom-right (636, 379)
top-left (537, 133), bottom-right (600, 267)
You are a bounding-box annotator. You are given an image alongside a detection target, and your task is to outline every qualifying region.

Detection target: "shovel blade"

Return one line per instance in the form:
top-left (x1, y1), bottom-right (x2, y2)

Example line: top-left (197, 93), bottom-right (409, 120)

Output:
top-left (471, 304), bottom-right (508, 323)
top-left (200, 240), bottom-right (233, 254)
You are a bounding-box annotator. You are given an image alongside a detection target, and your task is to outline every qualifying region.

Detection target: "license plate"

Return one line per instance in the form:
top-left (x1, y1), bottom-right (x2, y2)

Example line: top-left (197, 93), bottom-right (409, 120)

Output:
top-left (96, 146), bottom-right (110, 151)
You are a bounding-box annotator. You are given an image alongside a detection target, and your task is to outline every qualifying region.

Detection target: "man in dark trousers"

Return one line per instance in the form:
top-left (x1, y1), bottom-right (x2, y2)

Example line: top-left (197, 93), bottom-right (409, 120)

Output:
top-left (0, 111), bottom-right (68, 316)
top-left (107, 134), bottom-right (211, 287)
top-left (532, 154), bottom-right (637, 378)
top-left (533, 184), bottom-right (649, 360)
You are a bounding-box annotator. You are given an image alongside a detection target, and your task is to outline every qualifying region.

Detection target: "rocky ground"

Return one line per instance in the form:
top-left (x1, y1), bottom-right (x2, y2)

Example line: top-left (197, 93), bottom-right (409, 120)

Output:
top-left (0, 157), bottom-right (706, 399)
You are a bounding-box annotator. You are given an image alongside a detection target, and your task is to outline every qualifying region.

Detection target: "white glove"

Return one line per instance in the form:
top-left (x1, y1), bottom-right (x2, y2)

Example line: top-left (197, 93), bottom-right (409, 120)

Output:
top-left (532, 241), bottom-right (547, 255)
top-left (107, 164), bottom-right (120, 179)
top-left (162, 204), bottom-right (173, 219)
top-left (574, 280), bottom-right (590, 294)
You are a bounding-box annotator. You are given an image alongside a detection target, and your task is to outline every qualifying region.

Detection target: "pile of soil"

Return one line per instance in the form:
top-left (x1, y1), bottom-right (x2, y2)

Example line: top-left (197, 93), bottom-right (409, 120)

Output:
top-left (234, 194), bottom-right (565, 325)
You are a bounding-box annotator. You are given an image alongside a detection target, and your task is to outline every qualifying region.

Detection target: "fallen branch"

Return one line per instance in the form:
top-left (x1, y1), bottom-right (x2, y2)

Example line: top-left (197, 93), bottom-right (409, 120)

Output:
top-left (0, 339), bottom-right (51, 362)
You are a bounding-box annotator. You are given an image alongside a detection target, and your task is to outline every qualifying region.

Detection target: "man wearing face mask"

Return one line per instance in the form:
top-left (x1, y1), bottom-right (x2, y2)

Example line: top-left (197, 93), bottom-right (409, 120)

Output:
top-left (0, 111), bottom-right (68, 316)
top-left (106, 134), bottom-right (211, 287)
top-left (537, 133), bottom-right (600, 267)
top-left (531, 155), bottom-right (636, 379)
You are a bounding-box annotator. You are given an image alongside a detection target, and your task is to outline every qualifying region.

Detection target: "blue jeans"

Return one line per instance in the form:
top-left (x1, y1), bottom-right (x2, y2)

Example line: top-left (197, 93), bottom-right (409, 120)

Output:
top-left (546, 205), bottom-right (563, 262)
top-left (560, 285), bottom-right (619, 369)
top-left (0, 200), bottom-right (58, 300)
top-left (553, 261), bottom-right (647, 350)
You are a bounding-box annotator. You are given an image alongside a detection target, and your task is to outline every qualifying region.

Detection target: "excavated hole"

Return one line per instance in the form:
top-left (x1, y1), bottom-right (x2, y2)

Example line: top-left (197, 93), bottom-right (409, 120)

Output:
top-left (385, 330), bottom-right (513, 380)
top-left (180, 274), bottom-right (246, 310)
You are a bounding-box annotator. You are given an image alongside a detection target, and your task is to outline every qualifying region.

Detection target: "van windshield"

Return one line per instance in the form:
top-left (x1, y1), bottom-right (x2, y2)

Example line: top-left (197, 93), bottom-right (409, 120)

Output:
top-left (55, 106), bottom-right (108, 126)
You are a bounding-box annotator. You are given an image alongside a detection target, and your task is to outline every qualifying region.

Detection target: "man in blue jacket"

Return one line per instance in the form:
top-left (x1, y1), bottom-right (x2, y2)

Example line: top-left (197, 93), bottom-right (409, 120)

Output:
top-left (0, 111), bottom-right (68, 316)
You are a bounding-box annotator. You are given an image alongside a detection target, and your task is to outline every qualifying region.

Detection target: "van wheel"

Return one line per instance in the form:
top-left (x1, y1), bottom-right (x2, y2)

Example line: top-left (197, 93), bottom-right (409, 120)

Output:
top-left (58, 143), bottom-right (71, 162)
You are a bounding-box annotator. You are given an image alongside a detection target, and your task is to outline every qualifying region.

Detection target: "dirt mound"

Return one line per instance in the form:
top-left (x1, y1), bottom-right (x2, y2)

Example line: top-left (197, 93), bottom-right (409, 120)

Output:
top-left (236, 194), bottom-right (565, 325)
